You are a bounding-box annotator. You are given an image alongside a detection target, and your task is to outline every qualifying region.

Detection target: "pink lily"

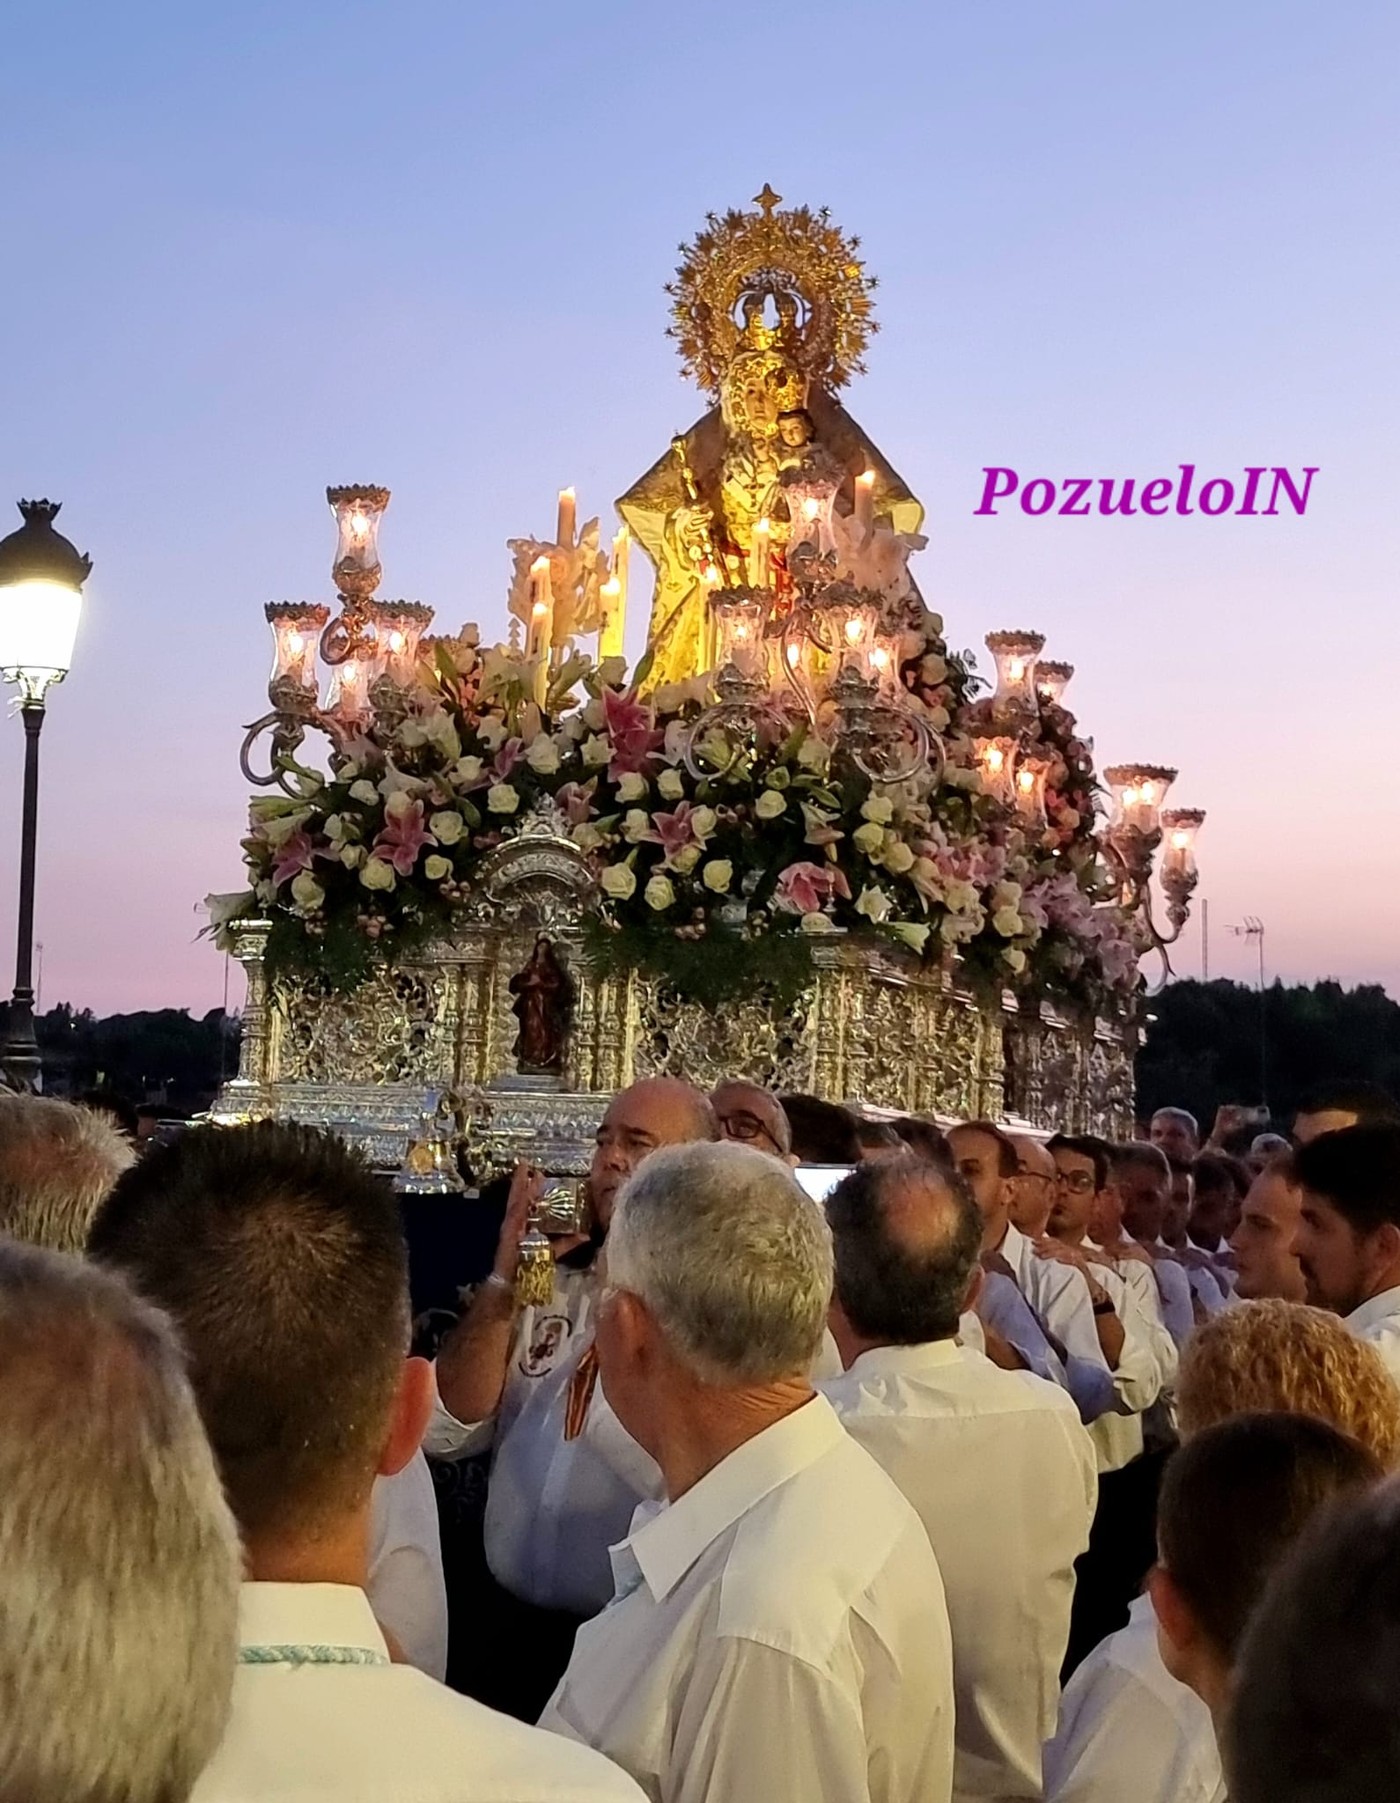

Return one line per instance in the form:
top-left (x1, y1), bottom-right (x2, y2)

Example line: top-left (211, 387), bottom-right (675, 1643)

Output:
top-left (642, 800), bottom-right (713, 867)
top-left (272, 830), bottom-right (320, 888)
top-left (372, 799), bottom-right (435, 876)
top-left (555, 779), bottom-right (598, 826)
top-left (603, 686), bottom-right (663, 778)
top-left (774, 861), bottom-right (852, 916)
top-left (493, 737), bottom-right (524, 780)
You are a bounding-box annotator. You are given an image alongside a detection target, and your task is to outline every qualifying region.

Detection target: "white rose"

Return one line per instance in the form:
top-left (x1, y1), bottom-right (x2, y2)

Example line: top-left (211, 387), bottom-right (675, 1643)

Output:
top-left (702, 859), bottom-right (734, 893)
top-left (881, 839), bottom-right (916, 875)
top-left (622, 808), bottom-right (651, 844)
top-left (581, 697), bottom-right (607, 731)
top-left (891, 922), bottom-right (931, 954)
top-left (1003, 946), bottom-right (1028, 973)
top-left (359, 857), bottom-right (396, 892)
top-left (855, 884), bottom-right (892, 924)
top-left (476, 717), bottom-right (507, 752)
top-left (424, 855), bottom-right (452, 881)
top-left (800, 911), bottom-right (840, 935)
top-left (657, 767), bottom-right (685, 800)
top-left (526, 736), bottom-right (561, 775)
top-left (290, 871), bottom-right (324, 911)
top-left (571, 822), bottom-right (604, 853)
top-left (486, 783), bottom-right (520, 815)
top-left (453, 755), bottom-right (484, 785)
top-left (927, 705), bottom-right (951, 733)
top-left (797, 736), bottom-right (831, 771)
top-left (860, 795), bottom-right (895, 825)
top-left (689, 806), bottom-right (718, 839)
top-left (616, 771), bottom-right (648, 803)
top-left (852, 821), bottom-right (885, 856)
top-left (600, 863), bottom-right (638, 900)
top-left (644, 874), bottom-right (676, 911)
top-left (340, 844), bottom-right (366, 869)
top-left (430, 810), bottom-right (464, 845)
top-left (384, 790), bottom-right (416, 822)
top-left (992, 905), bottom-right (1024, 937)
top-left (671, 844), bottom-right (702, 874)
top-left (581, 733), bottom-right (611, 768)
top-left (323, 813), bottom-right (347, 842)
top-left (349, 780), bottom-right (379, 805)
top-left (755, 789), bottom-right (787, 821)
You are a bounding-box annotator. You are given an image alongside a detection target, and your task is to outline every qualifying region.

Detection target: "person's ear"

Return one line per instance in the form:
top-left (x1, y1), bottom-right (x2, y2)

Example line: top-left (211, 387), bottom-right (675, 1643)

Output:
top-left (1368, 1221), bottom-right (1400, 1283)
top-left (610, 1288), bottom-right (655, 1372)
top-left (960, 1264), bottom-right (985, 1315)
top-left (1146, 1564), bottom-right (1198, 1662)
top-left (377, 1355), bottom-right (435, 1480)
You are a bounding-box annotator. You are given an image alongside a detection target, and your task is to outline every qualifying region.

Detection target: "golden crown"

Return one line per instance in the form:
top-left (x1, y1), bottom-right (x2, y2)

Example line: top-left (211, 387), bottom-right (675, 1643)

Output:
top-left (666, 185), bottom-right (878, 396)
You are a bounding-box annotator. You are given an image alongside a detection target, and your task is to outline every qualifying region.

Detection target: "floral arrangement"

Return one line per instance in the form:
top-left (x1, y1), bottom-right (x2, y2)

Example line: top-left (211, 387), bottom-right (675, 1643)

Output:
top-left (211, 614), bottom-right (1141, 1016)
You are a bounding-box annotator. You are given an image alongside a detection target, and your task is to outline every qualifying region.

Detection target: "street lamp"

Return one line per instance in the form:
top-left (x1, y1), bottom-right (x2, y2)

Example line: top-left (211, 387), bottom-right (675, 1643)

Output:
top-left (0, 500), bottom-right (91, 1090)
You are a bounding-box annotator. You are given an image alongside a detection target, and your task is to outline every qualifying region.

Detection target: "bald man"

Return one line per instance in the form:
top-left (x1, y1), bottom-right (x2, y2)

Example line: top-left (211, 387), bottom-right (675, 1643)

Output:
top-left (711, 1078), bottom-right (794, 1162)
top-left (430, 1077), bottom-right (719, 1717)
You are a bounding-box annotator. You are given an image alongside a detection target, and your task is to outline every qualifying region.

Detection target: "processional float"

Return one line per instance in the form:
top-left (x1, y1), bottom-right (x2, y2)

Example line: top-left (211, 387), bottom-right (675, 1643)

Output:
top-left (210, 187), bottom-right (1202, 1177)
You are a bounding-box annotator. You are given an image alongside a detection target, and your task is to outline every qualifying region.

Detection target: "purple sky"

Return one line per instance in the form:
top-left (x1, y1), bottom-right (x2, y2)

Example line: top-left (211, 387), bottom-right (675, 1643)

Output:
top-left (2, 0), bottom-right (1397, 1016)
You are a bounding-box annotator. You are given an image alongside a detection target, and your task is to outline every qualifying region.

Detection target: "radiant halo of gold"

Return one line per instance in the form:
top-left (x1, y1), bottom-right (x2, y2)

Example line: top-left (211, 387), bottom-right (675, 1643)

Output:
top-left (665, 185), bottom-right (878, 396)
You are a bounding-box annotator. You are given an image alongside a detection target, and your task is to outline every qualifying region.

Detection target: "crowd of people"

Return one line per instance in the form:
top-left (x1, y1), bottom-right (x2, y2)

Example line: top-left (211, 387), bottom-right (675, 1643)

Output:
top-left (1, 1074), bottom-right (1400, 1801)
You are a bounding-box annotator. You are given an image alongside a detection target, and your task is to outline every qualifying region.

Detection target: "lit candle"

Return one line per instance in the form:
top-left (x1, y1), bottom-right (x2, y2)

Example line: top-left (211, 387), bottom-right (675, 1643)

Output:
top-left (854, 469), bottom-right (875, 535)
top-left (598, 575), bottom-right (625, 661)
top-left (556, 487), bottom-right (577, 548)
top-left (527, 556), bottom-right (553, 705)
top-left (751, 517), bottom-right (771, 588)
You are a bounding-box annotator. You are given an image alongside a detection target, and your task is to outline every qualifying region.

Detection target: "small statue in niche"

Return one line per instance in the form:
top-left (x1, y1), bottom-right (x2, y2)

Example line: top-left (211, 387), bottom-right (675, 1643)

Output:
top-left (509, 935), bottom-right (574, 1075)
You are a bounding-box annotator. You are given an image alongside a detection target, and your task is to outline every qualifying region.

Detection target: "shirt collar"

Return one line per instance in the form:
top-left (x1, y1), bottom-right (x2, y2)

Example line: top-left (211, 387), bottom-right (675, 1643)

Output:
top-left (621, 1393), bottom-right (845, 1604)
top-left (1347, 1286), bottom-right (1400, 1334)
top-left (845, 1340), bottom-right (964, 1381)
top-left (237, 1582), bottom-right (389, 1659)
top-left (1000, 1220), bottom-right (1030, 1279)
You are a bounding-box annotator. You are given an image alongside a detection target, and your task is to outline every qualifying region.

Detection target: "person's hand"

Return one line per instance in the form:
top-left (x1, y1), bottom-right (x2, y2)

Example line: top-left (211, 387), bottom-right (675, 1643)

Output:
top-left (1110, 1239), bottom-right (1155, 1267)
top-left (1033, 1236), bottom-right (1112, 1308)
top-left (491, 1162), bottom-right (546, 1284)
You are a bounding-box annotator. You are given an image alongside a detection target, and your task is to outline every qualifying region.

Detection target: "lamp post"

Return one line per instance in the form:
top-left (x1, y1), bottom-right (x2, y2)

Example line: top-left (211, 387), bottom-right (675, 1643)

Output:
top-left (0, 501), bottom-right (91, 1091)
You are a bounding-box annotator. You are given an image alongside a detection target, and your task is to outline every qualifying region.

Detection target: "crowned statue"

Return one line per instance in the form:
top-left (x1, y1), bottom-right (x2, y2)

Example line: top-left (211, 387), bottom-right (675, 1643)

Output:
top-left (617, 185), bottom-right (925, 690)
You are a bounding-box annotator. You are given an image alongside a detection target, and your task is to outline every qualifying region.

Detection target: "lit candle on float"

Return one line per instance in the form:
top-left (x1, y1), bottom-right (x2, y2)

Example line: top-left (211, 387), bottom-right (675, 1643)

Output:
top-left (556, 487), bottom-right (577, 548)
top-left (527, 556), bottom-right (553, 705)
top-left (598, 576), bottom-right (625, 661)
top-left (854, 469), bottom-right (876, 535)
top-left (750, 517), bottom-right (771, 588)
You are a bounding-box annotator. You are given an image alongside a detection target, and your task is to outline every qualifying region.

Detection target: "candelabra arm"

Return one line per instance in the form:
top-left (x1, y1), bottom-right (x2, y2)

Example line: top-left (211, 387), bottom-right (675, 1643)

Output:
top-left (240, 711), bottom-right (310, 794)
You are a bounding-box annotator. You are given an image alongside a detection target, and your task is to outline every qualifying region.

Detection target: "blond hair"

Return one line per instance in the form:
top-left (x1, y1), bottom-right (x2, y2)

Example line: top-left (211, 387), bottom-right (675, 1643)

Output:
top-left (1178, 1299), bottom-right (1400, 1468)
top-left (0, 1095), bottom-right (135, 1253)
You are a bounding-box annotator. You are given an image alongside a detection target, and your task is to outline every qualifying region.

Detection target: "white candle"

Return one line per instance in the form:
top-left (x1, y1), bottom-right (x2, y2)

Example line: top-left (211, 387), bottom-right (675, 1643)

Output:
top-left (751, 517), bottom-right (771, 588)
top-left (854, 469), bottom-right (876, 535)
top-left (556, 487), bottom-right (577, 549)
top-left (527, 556), bottom-right (553, 704)
top-left (598, 576), bottom-right (625, 661)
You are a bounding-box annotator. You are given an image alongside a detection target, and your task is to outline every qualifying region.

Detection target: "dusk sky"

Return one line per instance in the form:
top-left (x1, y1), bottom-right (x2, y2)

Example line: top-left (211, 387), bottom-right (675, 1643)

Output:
top-left (2, 0), bottom-right (1396, 1017)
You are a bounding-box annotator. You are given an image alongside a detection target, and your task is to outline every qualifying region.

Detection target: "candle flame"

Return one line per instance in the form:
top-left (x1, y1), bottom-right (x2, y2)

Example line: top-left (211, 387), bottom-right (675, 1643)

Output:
top-left (787, 644), bottom-right (801, 667)
top-left (755, 517), bottom-right (770, 537)
top-left (1018, 769), bottom-right (1035, 791)
top-left (287, 632), bottom-right (303, 653)
top-left (1009, 658), bottom-right (1025, 681)
top-left (349, 511), bottom-right (369, 537)
top-left (857, 469), bottom-right (875, 488)
top-left (530, 556), bottom-right (550, 575)
top-left (985, 747), bottom-right (1004, 772)
top-left (802, 497), bottom-right (821, 520)
top-left (601, 577), bottom-right (621, 598)
top-left (532, 600), bottom-right (548, 619)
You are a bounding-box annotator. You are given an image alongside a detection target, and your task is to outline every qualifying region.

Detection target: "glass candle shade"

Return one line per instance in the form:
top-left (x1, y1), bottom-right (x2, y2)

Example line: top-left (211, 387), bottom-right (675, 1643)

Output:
top-left (711, 589), bottom-right (769, 681)
top-left (1160, 807), bottom-right (1205, 885)
top-left (325, 653), bottom-right (376, 726)
top-left (368, 600), bottom-right (434, 687)
top-left (985, 630), bottom-right (1046, 715)
top-left (1013, 752), bottom-right (1052, 829)
top-left (811, 585), bottom-right (881, 682)
top-left (1105, 764), bottom-right (1177, 838)
top-left (868, 631), bottom-right (902, 698)
top-left (327, 485), bottom-right (389, 599)
top-left (264, 603), bottom-right (329, 702)
top-left (1035, 660), bottom-right (1074, 707)
top-left (973, 734), bottom-right (1020, 806)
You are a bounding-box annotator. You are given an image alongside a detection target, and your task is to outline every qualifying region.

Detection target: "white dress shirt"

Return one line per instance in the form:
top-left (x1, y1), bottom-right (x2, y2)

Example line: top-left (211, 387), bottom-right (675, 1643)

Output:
top-left (822, 1341), bottom-right (1097, 1802)
top-left (1346, 1284), bottom-right (1400, 1384)
top-left (193, 1581), bottom-right (644, 1801)
top-left (998, 1224), bottom-right (1115, 1425)
top-left (1082, 1264), bottom-right (1165, 1473)
top-left (1044, 1595), bottom-right (1224, 1803)
top-left (1143, 1252), bottom-right (1195, 1349)
top-left (541, 1394), bottom-right (955, 1803)
top-left (426, 1267), bottom-right (662, 1614)
top-left (367, 1451), bottom-right (448, 1680)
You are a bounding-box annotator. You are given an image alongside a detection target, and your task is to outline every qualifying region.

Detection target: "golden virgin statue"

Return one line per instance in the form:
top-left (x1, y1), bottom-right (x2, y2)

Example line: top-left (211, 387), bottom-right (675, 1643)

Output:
top-left (617, 186), bottom-right (924, 689)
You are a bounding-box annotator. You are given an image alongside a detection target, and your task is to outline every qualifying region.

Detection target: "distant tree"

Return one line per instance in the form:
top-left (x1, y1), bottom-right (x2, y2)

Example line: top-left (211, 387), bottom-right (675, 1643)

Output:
top-left (1136, 979), bottom-right (1400, 1129)
top-left (12, 1004), bottom-right (242, 1114)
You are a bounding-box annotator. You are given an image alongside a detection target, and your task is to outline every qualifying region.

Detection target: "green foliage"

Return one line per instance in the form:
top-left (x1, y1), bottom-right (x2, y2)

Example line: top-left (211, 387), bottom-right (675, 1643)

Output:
top-left (1136, 978), bottom-right (1400, 1126)
top-left (579, 916), bottom-right (816, 1012)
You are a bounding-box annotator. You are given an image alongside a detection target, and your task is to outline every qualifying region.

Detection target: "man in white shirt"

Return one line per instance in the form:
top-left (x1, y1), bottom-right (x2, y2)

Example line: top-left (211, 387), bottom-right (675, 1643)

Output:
top-left (1162, 1161), bottom-right (1230, 1317)
top-left (89, 1120), bottom-right (641, 1803)
top-left (542, 1141), bottom-right (955, 1803)
top-left (1103, 1142), bottom-right (1196, 1348)
top-left (427, 1078), bottom-right (717, 1716)
top-left (820, 1156), bottom-right (1097, 1802)
top-left (1230, 1156), bottom-right (1307, 1301)
top-left (1293, 1123), bottom-right (1400, 1384)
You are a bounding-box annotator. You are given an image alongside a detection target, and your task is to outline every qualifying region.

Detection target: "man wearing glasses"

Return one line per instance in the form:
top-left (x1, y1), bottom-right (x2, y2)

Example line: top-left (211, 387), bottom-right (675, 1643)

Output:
top-left (711, 1079), bottom-right (795, 1163)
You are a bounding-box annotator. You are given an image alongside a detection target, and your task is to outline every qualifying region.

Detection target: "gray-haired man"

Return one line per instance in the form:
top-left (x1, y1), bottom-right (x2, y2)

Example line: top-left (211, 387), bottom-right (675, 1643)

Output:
top-left (542, 1141), bottom-right (954, 1803)
top-left (0, 1240), bottom-right (240, 1803)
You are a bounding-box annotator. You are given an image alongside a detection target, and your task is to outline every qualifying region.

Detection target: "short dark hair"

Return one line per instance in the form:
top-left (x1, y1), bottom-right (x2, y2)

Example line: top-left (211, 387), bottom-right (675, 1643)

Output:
top-left (950, 1119), bottom-right (1020, 1179)
top-left (1227, 1473), bottom-right (1400, 1803)
top-left (1193, 1150), bottom-right (1251, 1201)
top-left (1048, 1133), bottom-right (1111, 1193)
top-left (780, 1094), bottom-right (862, 1165)
top-left (854, 1118), bottom-right (902, 1153)
top-left (1296, 1081), bottom-right (1400, 1128)
top-left (1292, 1125), bottom-right (1400, 1236)
top-left (1159, 1413), bottom-right (1381, 1665)
top-left (826, 1155), bottom-right (982, 1344)
top-left (88, 1121), bottom-right (410, 1543)
top-left (1109, 1140), bottom-right (1171, 1181)
top-left (891, 1116), bottom-right (951, 1166)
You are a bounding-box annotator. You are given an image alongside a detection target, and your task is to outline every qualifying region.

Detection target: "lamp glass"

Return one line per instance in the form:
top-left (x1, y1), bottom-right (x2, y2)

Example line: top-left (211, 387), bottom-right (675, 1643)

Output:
top-left (0, 578), bottom-right (82, 688)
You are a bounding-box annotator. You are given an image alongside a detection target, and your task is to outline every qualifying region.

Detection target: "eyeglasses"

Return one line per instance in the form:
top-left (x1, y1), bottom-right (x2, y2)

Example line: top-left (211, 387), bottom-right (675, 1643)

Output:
top-left (1015, 1168), bottom-right (1054, 1187)
top-left (1054, 1169), bottom-right (1097, 1195)
top-left (720, 1112), bottom-right (782, 1155)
